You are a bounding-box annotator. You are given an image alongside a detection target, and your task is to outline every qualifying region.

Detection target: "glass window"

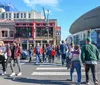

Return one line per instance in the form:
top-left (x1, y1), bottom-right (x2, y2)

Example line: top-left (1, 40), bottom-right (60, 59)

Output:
top-left (10, 31), bottom-right (14, 37)
top-left (21, 13), bottom-right (23, 18)
top-left (2, 31), bottom-right (8, 37)
top-left (29, 13), bottom-right (31, 18)
top-left (15, 27), bottom-right (32, 38)
top-left (24, 13), bottom-right (26, 18)
top-left (9, 13), bottom-right (11, 18)
top-left (17, 13), bottom-right (19, 18)
top-left (6, 13), bottom-right (8, 18)
top-left (2, 13), bottom-right (4, 18)
top-left (14, 13), bottom-right (16, 18)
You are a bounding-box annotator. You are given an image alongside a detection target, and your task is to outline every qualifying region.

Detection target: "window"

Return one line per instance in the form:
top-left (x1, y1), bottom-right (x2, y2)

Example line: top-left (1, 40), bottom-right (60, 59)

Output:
top-left (15, 27), bottom-right (32, 38)
top-left (2, 13), bottom-right (4, 18)
top-left (2, 31), bottom-right (8, 37)
top-left (21, 13), bottom-right (23, 18)
top-left (17, 13), bottom-right (19, 18)
top-left (29, 13), bottom-right (31, 18)
top-left (6, 13), bottom-right (8, 18)
top-left (9, 13), bottom-right (11, 18)
top-left (10, 31), bottom-right (14, 37)
top-left (24, 13), bottom-right (26, 18)
top-left (14, 13), bottom-right (16, 18)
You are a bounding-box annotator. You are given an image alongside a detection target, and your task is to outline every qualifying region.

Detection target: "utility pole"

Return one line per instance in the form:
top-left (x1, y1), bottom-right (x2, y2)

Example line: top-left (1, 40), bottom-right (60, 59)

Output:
top-left (43, 7), bottom-right (49, 44)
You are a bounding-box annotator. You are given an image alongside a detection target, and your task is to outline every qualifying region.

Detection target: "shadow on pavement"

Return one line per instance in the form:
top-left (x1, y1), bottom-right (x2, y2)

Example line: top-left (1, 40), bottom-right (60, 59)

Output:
top-left (4, 77), bottom-right (77, 85)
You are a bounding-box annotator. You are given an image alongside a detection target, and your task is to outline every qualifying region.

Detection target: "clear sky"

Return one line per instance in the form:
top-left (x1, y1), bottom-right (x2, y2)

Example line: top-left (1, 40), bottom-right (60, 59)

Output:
top-left (1, 0), bottom-right (100, 40)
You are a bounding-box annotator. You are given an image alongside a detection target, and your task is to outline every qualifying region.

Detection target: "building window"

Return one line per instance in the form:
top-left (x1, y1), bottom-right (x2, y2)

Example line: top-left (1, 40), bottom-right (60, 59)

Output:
top-left (24, 13), bottom-right (26, 18)
top-left (36, 23), bottom-right (40, 26)
top-left (2, 13), bottom-right (4, 18)
top-left (2, 31), bottom-right (8, 37)
top-left (9, 13), bottom-right (11, 18)
top-left (14, 13), bottom-right (16, 18)
top-left (10, 31), bottom-right (14, 37)
top-left (29, 13), bottom-right (31, 18)
top-left (6, 13), bottom-right (8, 18)
top-left (17, 13), bottom-right (19, 18)
top-left (21, 13), bottom-right (23, 18)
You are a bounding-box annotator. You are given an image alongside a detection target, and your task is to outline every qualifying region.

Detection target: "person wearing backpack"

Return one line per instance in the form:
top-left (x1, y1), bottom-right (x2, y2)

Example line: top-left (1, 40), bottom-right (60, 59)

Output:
top-left (9, 41), bottom-right (22, 76)
top-left (60, 40), bottom-right (67, 66)
top-left (69, 45), bottom-right (81, 85)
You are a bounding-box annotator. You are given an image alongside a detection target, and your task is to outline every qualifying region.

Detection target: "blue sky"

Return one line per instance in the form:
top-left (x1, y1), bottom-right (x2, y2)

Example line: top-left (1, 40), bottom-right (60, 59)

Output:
top-left (1, 0), bottom-right (100, 40)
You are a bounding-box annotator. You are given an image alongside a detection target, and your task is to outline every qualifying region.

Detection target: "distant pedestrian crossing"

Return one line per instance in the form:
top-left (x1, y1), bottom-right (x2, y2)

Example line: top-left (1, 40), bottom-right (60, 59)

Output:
top-left (31, 63), bottom-right (85, 76)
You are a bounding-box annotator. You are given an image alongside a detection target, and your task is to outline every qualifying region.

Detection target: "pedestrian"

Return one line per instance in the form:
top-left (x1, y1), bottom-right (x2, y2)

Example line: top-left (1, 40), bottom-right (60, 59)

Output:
top-left (66, 45), bottom-right (70, 69)
top-left (46, 44), bottom-right (52, 63)
top-left (69, 45), bottom-right (81, 85)
top-left (42, 44), bottom-right (46, 63)
top-left (34, 43), bottom-right (41, 64)
top-left (28, 45), bottom-right (33, 62)
top-left (51, 47), bottom-right (56, 63)
top-left (60, 40), bottom-right (67, 66)
top-left (0, 41), bottom-right (6, 75)
top-left (81, 37), bottom-right (100, 85)
top-left (5, 43), bottom-right (12, 70)
top-left (9, 41), bottom-right (22, 76)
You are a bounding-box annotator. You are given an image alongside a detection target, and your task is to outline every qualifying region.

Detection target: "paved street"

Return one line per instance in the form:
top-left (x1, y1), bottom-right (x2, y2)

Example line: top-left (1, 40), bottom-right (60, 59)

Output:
top-left (0, 59), bottom-right (100, 85)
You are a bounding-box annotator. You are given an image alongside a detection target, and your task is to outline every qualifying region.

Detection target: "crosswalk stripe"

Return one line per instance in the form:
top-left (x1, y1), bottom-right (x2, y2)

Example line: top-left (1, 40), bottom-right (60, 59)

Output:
top-left (36, 67), bottom-right (85, 70)
top-left (31, 72), bottom-right (85, 76)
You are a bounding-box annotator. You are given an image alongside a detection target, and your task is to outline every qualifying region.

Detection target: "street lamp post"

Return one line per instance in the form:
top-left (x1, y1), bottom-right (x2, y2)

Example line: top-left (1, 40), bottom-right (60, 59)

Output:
top-left (43, 8), bottom-right (50, 44)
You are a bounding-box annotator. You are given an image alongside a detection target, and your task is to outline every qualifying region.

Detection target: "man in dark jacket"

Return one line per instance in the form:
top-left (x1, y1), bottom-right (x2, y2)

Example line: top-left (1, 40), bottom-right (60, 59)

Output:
top-left (81, 37), bottom-right (100, 85)
top-left (60, 40), bottom-right (67, 66)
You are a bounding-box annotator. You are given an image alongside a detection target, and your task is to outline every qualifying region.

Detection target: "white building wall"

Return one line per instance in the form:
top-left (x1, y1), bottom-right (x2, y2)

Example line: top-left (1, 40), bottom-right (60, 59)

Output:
top-left (0, 10), bottom-right (44, 20)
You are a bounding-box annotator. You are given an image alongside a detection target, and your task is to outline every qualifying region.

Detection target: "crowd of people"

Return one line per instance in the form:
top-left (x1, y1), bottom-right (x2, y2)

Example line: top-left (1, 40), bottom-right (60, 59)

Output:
top-left (0, 37), bottom-right (100, 85)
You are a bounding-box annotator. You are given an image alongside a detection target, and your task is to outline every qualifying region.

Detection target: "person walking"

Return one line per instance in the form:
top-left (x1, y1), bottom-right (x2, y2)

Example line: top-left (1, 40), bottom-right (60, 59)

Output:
top-left (60, 40), bottom-right (67, 66)
top-left (51, 47), bottom-right (56, 63)
top-left (28, 45), bottom-right (33, 62)
top-left (6, 43), bottom-right (12, 69)
top-left (34, 43), bottom-right (41, 64)
top-left (81, 37), bottom-right (100, 85)
top-left (9, 41), bottom-right (22, 76)
top-left (42, 44), bottom-right (46, 63)
top-left (69, 45), bottom-right (81, 85)
top-left (0, 41), bottom-right (6, 75)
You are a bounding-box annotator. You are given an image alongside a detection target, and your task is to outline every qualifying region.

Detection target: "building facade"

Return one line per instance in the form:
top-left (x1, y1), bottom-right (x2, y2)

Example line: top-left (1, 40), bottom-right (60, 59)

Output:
top-left (0, 5), bottom-right (61, 50)
top-left (0, 20), bottom-right (15, 43)
top-left (68, 6), bottom-right (100, 48)
top-left (0, 9), bottom-right (44, 20)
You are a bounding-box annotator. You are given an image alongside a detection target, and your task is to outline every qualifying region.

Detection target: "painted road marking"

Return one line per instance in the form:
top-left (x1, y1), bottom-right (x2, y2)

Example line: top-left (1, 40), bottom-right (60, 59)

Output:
top-left (32, 72), bottom-right (85, 76)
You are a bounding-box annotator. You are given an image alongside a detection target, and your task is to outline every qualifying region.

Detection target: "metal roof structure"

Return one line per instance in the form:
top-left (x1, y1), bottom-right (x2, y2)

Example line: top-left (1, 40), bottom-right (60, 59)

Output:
top-left (69, 6), bottom-right (100, 34)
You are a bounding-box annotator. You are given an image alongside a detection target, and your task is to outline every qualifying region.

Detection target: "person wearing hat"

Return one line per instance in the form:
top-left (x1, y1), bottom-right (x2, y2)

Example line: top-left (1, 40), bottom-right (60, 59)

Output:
top-left (81, 37), bottom-right (100, 85)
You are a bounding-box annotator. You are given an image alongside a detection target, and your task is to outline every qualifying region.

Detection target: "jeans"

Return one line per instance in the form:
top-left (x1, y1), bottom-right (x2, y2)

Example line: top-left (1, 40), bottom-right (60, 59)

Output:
top-left (29, 53), bottom-right (32, 62)
top-left (43, 53), bottom-right (46, 62)
top-left (85, 64), bottom-right (97, 83)
top-left (10, 57), bottom-right (21, 73)
top-left (36, 54), bottom-right (41, 63)
top-left (0, 55), bottom-right (6, 72)
top-left (70, 61), bottom-right (81, 83)
top-left (61, 54), bottom-right (66, 65)
top-left (6, 57), bottom-right (11, 69)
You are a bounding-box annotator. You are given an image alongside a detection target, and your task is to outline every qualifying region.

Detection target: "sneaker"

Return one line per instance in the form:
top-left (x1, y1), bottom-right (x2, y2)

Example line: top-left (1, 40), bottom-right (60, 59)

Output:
top-left (94, 81), bottom-right (98, 85)
top-left (85, 82), bottom-right (90, 85)
top-left (1, 72), bottom-right (6, 76)
top-left (17, 72), bottom-right (22, 76)
top-left (10, 72), bottom-right (15, 76)
top-left (76, 82), bottom-right (81, 85)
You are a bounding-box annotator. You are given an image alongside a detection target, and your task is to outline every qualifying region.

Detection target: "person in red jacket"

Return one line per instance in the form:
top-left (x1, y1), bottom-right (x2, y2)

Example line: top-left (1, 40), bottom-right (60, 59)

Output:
top-left (51, 48), bottom-right (56, 63)
top-left (9, 41), bottom-right (22, 77)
